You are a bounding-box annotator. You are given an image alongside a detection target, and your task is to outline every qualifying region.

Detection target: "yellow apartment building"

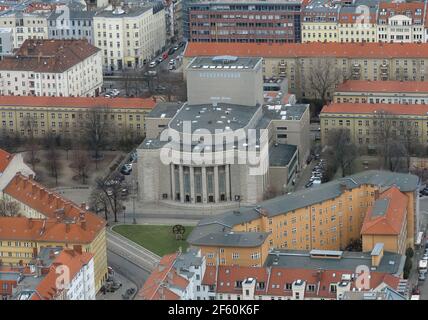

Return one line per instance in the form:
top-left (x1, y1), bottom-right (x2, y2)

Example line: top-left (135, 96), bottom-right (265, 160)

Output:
top-left (320, 102), bottom-right (428, 149)
top-left (0, 174), bottom-right (108, 291)
top-left (188, 170), bottom-right (419, 267)
top-left (0, 95), bottom-right (156, 143)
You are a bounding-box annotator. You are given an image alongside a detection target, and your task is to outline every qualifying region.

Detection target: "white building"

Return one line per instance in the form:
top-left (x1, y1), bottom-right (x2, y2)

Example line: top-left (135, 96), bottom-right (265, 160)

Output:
top-left (0, 28), bottom-right (13, 56)
top-left (0, 148), bottom-right (34, 192)
top-left (93, 4), bottom-right (166, 71)
top-left (0, 39), bottom-right (103, 97)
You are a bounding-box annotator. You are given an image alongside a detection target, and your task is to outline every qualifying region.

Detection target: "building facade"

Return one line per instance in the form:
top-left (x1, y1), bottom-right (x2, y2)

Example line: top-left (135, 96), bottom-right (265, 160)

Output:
top-left (0, 39), bottom-right (103, 97)
top-left (333, 80), bottom-right (428, 104)
top-left (187, 170), bottom-right (419, 266)
top-left (182, 0), bottom-right (303, 43)
top-left (0, 173), bottom-right (108, 292)
top-left (184, 42), bottom-right (428, 99)
top-left (0, 95), bottom-right (155, 143)
top-left (93, 4), bottom-right (166, 71)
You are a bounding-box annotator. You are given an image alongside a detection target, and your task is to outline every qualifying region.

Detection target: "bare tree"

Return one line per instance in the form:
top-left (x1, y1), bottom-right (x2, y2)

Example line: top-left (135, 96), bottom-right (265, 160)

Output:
top-left (89, 190), bottom-right (110, 221)
top-left (156, 72), bottom-right (187, 102)
top-left (325, 128), bottom-right (357, 177)
top-left (372, 110), bottom-right (396, 170)
top-left (0, 199), bottom-right (20, 216)
top-left (71, 149), bottom-right (89, 184)
top-left (83, 106), bottom-right (111, 169)
top-left (45, 133), bottom-right (62, 186)
top-left (307, 58), bottom-right (341, 106)
top-left (94, 173), bottom-right (128, 222)
top-left (23, 115), bottom-right (39, 171)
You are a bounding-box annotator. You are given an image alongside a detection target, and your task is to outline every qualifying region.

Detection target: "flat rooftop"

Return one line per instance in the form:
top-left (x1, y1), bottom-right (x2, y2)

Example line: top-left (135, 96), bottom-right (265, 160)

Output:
top-left (188, 56), bottom-right (262, 70)
top-left (265, 249), bottom-right (405, 275)
top-left (269, 144), bottom-right (297, 167)
top-left (169, 103), bottom-right (260, 132)
top-left (147, 102), bottom-right (183, 119)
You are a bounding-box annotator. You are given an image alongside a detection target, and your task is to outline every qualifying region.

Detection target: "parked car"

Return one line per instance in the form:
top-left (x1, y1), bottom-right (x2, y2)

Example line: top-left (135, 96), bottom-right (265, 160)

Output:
top-left (149, 61), bottom-right (157, 68)
top-left (157, 57), bottom-right (163, 63)
top-left (120, 165), bottom-right (132, 175)
top-left (168, 47), bottom-right (176, 55)
top-left (169, 59), bottom-right (175, 65)
top-left (420, 187), bottom-right (428, 196)
top-left (419, 273), bottom-right (426, 281)
top-left (312, 177), bottom-right (322, 185)
top-left (169, 64), bottom-right (175, 71)
top-left (179, 41), bottom-right (186, 47)
top-left (305, 181), bottom-right (313, 188)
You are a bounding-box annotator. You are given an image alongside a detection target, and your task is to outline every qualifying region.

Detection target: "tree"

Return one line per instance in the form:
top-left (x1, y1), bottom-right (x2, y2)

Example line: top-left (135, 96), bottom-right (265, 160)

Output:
top-left (62, 135), bottom-right (73, 160)
top-left (372, 110), bottom-right (397, 170)
top-left (83, 106), bottom-right (111, 169)
top-left (94, 173), bottom-right (128, 222)
top-left (0, 199), bottom-right (20, 216)
top-left (306, 58), bottom-right (341, 107)
top-left (325, 128), bottom-right (357, 177)
top-left (156, 72), bottom-right (187, 102)
top-left (406, 247), bottom-right (414, 258)
top-left (23, 115), bottom-right (39, 171)
top-left (45, 133), bottom-right (62, 186)
top-left (71, 149), bottom-right (89, 184)
top-left (89, 189), bottom-right (110, 221)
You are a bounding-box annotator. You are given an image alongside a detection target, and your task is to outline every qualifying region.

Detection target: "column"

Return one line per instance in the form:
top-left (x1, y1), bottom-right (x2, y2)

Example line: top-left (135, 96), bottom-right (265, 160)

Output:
top-left (202, 166), bottom-right (207, 204)
top-left (214, 166), bottom-right (219, 203)
top-left (171, 164), bottom-right (176, 201)
top-left (225, 164), bottom-right (230, 201)
top-left (190, 166), bottom-right (195, 204)
top-left (179, 165), bottom-right (184, 203)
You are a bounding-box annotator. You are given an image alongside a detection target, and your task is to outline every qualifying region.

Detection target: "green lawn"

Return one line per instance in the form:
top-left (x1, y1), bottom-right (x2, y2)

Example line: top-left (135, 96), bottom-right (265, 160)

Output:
top-left (112, 224), bottom-right (194, 256)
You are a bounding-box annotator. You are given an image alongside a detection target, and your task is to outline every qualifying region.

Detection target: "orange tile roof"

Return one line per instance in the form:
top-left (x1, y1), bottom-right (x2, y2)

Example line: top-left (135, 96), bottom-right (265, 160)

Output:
top-left (184, 42), bottom-right (428, 59)
top-left (33, 249), bottom-right (93, 300)
top-left (0, 148), bottom-right (13, 173)
top-left (361, 187), bottom-right (408, 235)
top-left (1, 174), bottom-right (106, 243)
top-left (138, 253), bottom-right (185, 300)
top-left (0, 95), bottom-right (156, 110)
top-left (336, 80), bottom-right (428, 93)
top-left (321, 102), bottom-right (428, 116)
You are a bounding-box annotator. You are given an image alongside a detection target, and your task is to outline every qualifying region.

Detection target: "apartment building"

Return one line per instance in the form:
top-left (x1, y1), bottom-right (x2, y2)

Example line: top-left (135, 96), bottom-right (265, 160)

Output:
top-left (141, 246), bottom-right (407, 300)
top-left (377, 2), bottom-right (426, 43)
top-left (333, 80), bottom-right (428, 104)
top-left (184, 41), bottom-right (428, 99)
top-left (93, 4), bottom-right (166, 71)
top-left (0, 173), bottom-right (108, 292)
top-left (0, 27), bottom-right (13, 56)
top-left (0, 247), bottom-right (95, 300)
top-left (182, 0), bottom-right (303, 43)
top-left (320, 102), bottom-right (428, 149)
top-left (337, 4), bottom-right (378, 43)
top-left (301, 0), bottom-right (339, 43)
top-left (0, 39), bottom-right (103, 97)
top-left (0, 11), bottom-right (49, 49)
top-left (138, 248), bottom-right (207, 300)
top-left (0, 95), bottom-right (156, 142)
top-left (187, 170), bottom-right (419, 267)
top-left (47, 5), bottom-right (95, 44)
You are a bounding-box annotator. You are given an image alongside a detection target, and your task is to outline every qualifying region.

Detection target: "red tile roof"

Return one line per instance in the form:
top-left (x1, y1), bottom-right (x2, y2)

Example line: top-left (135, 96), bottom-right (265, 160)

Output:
top-left (138, 253), bottom-right (189, 300)
top-left (361, 187), bottom-right (408, 235)
top-left (0, 95), bottom-right (156, 110)
top-left (184, 42), bottom-right (428, 59)
top-left (33, 249), bottom-right (93, 300)
top-left (336, 80), bottom-right (428, 93)
top-left (216, 266), bottom-right (269, 295)
top-left (0, 39), bottom-right (100, 73)
top-left (0, 173), bottom-right (106, 243)
top-left (321, 102), bottom-right (428, 116)
top-left (0, 148), bottom-right (13, 173)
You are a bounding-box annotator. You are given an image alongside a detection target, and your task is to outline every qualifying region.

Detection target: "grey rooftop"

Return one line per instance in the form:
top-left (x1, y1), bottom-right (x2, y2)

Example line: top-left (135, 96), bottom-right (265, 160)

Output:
top-left (265, 249), bottom-right (405, 275)
top-left (188, 56), bottom-right (262, 70)
top-left (269, 143), bottom-right (297, 167)
top-left (372, 198), bottom-right (390, 217)
top-left (189, 231), bottom-right (270, 248)
top-left (146, 102), bottom-right (183, 119)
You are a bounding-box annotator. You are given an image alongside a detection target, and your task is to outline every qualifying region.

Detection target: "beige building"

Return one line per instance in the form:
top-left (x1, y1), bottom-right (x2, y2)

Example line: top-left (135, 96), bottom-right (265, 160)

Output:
top-left (94, 4), bottom-right (166, 71)
top-left (320, 102), bottom-right (428, 149)
top-left (333, 80), bottom-right (428, 104)
top-left (0, 12), bottom-right (49, 49)
top-left (184, 42), bottom-right (428, 100)
top-left (0, 95), bottom-right (156, 142)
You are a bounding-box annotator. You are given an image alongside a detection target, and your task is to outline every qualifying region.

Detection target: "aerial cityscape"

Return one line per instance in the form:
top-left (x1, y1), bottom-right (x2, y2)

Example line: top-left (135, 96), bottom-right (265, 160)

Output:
top-left (0, 0), bottom-right (427, 306)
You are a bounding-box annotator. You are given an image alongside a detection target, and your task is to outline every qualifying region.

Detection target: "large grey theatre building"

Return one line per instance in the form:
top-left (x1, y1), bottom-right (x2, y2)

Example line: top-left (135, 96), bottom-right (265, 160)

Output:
top-left (137, 55), bottom-right (310, 208)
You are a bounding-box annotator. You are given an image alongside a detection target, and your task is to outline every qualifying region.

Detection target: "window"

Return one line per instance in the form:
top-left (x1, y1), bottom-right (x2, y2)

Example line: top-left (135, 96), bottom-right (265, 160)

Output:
top-left (330, 284), bottom-right (337, 293)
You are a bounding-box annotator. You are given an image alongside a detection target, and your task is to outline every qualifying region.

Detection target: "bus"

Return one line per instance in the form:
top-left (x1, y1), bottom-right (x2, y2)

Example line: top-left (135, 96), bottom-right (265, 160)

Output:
top-left (416, 231), bottom-right (424, 248)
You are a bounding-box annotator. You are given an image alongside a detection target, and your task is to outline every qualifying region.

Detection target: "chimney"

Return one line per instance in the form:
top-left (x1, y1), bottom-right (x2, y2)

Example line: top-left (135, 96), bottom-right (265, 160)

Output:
top-left (80, 211), bottom-right (87, 230)
top-left (48, 192), bottom-right (53, 204)
top-left (374, 190), bottom-right (380, 200)
top-left (73, 245), bottom-right (82, 255)
top-left (28, 174), bottom-right (34, 180)
top-left (65, 223), bottom-right (71, 233)
top-left (80, 203), bottom-right (87, 210)
top-left (28, 218), bottom-right (34, 229)
top-left (32, 183), bottom-right (37, 195)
